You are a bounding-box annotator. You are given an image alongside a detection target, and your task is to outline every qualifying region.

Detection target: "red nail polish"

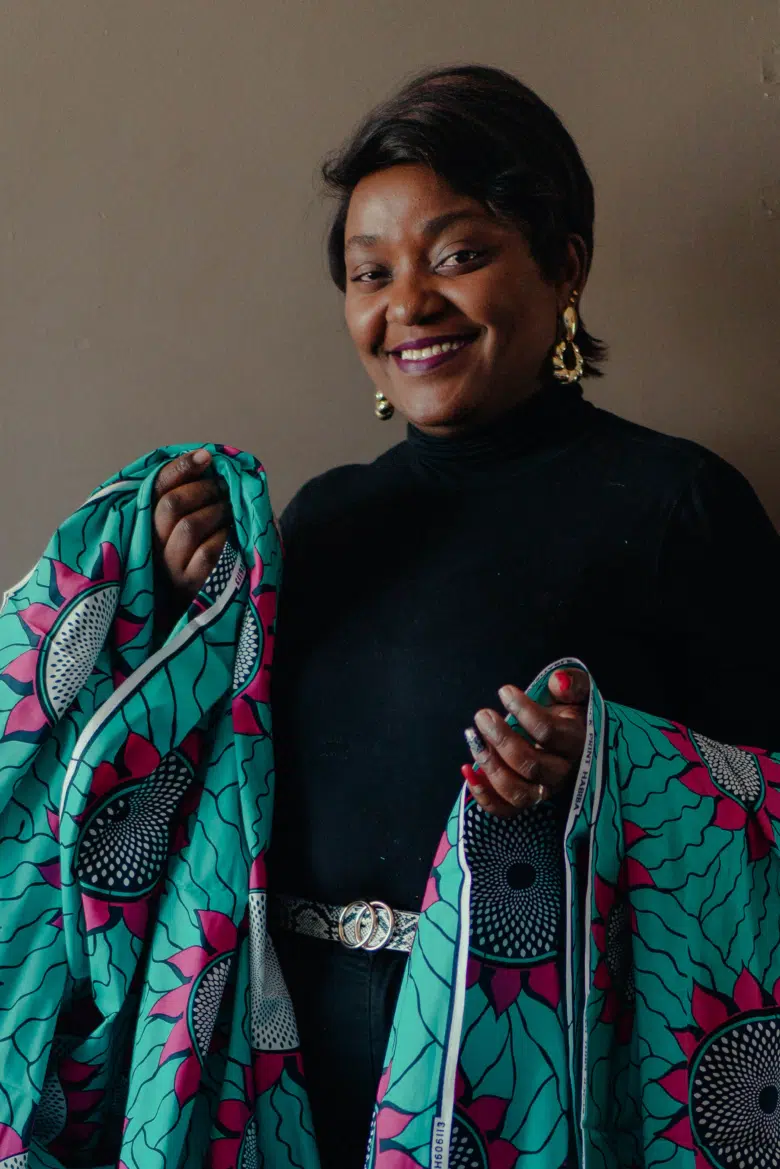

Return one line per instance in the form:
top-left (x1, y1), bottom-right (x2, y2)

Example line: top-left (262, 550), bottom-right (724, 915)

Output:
top-left (555, 671), bottom-right (571, 694)
top-left (462, 765), bottom-right (486, 798)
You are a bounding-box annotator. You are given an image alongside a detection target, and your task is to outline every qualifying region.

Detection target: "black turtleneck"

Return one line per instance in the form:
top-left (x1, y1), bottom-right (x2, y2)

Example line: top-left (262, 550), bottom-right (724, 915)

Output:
top-left (268, 386), bottom-right (780, 1166)
top-left (272, 386), bottom-right (780, 909)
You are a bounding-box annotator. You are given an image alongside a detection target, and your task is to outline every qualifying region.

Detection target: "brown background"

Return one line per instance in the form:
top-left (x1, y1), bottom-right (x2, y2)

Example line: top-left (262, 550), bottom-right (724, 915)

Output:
top-left (1, 0), bottom-right (779, 586)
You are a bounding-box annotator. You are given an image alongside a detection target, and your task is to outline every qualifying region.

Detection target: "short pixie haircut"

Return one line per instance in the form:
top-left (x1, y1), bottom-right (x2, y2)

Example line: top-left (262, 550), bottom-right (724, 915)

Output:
top-left (323, 64), bottom-right (605, 378)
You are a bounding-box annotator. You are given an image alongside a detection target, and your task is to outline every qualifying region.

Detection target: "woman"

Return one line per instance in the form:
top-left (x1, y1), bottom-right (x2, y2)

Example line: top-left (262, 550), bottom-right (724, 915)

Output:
top-left (152, 66), bottom-right (780, 1165)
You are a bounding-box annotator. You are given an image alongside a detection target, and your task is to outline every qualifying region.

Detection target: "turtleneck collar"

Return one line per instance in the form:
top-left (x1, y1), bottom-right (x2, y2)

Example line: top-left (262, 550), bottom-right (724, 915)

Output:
top-left (405, 383), bottom-right (594, 471)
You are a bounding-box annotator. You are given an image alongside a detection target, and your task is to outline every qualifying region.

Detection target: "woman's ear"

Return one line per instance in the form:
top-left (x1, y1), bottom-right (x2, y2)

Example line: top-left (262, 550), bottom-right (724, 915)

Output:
top-left (556, 235), bottom-right (589, 311)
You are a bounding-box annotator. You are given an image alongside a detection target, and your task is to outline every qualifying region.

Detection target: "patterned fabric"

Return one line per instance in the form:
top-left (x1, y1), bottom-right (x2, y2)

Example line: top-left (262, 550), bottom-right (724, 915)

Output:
top-left (0, 446), bottom-right (316, 1169)
top-left (365, 677), bottom-right (780, 1169)
top-left (1, 447), bottom-right (778, 1169)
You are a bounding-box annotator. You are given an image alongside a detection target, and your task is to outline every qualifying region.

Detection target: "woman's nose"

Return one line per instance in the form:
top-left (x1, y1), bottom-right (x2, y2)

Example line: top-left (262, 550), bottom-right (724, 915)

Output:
top-left (386, 274), bottom-right (444, 326)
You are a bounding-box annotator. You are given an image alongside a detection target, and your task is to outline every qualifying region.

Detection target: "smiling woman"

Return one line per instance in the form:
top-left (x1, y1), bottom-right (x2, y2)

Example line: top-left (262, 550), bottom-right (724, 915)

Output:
top-left (342, 166), bottom-right (577, 432)
top-left (150, 65), bottom-right (780, 1168)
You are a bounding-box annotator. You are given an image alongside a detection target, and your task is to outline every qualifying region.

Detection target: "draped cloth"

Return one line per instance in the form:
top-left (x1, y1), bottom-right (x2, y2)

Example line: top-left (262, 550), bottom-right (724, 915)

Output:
top-left (0, 446), bottom-right (778, 1169)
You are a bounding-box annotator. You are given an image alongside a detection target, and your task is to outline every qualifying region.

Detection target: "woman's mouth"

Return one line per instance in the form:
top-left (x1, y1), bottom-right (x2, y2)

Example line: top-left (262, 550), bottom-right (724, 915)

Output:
top-left (387, 333), bottom-right (479, 374)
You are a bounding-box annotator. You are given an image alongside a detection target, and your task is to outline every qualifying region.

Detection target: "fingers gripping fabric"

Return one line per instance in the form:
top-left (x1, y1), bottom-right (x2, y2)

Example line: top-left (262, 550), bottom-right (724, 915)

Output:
top-left (0, 445), bottom-right (315, 1169)
top-left (2, 457), bottom-right (780, 1169)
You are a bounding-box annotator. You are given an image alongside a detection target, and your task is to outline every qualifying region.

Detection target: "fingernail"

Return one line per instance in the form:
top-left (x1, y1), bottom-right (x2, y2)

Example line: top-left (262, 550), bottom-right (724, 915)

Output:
top-left (554, 671), bottom-right (571, 694)
top-left (461, 764), bottom-right (486, 796)
top-left (465, 727), bottom-right (488, 759)
top-left (498, 685), bottom-right (518, 712)
top-left (474, 709), bottom-right (498, 739)
top-left (192, 449), bottom-right (211, 466)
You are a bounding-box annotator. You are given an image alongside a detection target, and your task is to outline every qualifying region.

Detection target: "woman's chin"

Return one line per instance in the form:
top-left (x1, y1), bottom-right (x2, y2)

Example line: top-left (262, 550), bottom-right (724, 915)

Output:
top-left (393, 386), bottom-right (480, 434)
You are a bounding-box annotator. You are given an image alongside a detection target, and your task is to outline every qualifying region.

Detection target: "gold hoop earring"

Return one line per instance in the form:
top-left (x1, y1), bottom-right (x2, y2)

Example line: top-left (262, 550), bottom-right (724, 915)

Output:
top-left (375, 391), bottom-right (394, 421)
top-left (552, 295), bottom-right (584, 385)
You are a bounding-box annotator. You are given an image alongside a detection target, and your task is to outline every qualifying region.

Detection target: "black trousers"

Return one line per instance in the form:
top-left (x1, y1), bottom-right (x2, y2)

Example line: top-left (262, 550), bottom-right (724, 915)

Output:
top-left (274, 931), bottom-right (408, 1169)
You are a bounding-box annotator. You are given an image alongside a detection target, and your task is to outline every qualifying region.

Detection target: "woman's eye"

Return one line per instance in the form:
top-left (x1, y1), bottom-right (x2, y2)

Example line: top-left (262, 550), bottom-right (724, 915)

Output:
top-left (437, 249), bottom-right (483, 270)
top-left (351, 268), bottom-right (387, 284)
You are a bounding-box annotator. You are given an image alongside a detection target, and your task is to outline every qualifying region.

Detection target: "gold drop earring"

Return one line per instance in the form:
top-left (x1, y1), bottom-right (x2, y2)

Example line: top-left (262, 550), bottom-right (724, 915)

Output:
top-left (374, 391), bottom-right (394, 421)
top-left (552, 292), bottom-right (584, 384)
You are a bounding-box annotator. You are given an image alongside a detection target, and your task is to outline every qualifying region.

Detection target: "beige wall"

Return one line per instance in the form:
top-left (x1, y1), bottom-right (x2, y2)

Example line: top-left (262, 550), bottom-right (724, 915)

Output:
top-left (1, 0), bottom-right (779, 585)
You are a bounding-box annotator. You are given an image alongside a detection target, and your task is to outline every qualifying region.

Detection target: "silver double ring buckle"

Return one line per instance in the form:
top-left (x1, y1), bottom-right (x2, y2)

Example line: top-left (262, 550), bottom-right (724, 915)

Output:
top-left (337, 899), bottom-right (396, 952)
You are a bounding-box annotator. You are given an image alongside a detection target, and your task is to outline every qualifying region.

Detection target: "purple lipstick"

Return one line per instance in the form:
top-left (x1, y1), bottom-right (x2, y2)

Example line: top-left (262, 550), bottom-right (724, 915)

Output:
top-left (387, 332), bottom-right (479, 374)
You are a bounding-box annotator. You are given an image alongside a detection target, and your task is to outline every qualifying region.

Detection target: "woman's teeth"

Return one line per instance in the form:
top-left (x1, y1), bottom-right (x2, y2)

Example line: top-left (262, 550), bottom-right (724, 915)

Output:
top-left (399, 338), bottom-right (469, 360)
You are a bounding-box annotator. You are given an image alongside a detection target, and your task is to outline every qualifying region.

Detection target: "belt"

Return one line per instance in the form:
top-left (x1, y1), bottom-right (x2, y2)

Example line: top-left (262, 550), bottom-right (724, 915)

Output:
top-left (270, 893), bottom-right (419, 954)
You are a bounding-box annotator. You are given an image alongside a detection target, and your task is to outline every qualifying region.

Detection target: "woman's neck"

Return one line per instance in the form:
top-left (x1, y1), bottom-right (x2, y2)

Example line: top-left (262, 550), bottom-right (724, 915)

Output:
top-left (405, 383), bottom-right (591, 469)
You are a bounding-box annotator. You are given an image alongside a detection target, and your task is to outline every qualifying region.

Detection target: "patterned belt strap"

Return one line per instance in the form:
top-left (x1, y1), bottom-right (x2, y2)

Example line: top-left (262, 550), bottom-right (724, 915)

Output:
top-left (270, 893), bottom-right (420, 954)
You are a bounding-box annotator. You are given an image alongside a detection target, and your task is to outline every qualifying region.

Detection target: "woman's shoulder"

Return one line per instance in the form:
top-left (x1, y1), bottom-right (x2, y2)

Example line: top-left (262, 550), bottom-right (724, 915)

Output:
top-left (591, 404), bottom-right (720, 469)
top-left (278, 441), bottom-right (408, 541)
top-left (587, 404), bottom-right (756, 509)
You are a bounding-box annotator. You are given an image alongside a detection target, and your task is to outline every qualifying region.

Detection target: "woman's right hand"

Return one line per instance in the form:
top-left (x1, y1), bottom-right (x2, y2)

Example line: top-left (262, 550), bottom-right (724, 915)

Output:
top-left (153, 449), bottom-right (233, 601)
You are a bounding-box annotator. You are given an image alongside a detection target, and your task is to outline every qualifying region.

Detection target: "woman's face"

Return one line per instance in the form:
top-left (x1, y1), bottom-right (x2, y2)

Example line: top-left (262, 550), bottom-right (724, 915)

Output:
top-left (343, 164), bottom-right (581, 434)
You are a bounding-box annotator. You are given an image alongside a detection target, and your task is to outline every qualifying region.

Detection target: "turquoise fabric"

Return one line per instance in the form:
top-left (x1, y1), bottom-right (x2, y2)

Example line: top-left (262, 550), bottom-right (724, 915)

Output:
top-left (0, 446), bottom-right (778, 1169)
top-left (370, 681), bottom-right (780, 1169)
top-left (0, 446), bottom-right (315, 1169)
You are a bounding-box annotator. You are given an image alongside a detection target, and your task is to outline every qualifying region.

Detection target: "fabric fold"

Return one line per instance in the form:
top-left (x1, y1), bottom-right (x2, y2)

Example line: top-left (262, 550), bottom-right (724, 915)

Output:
top-left (1, 446), bottom-right (778, 1169)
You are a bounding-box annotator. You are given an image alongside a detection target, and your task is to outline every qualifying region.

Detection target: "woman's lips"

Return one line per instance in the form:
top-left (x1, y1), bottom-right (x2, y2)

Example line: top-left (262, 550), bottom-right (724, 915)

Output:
top-left (388, 334), bottom-right (478, 375)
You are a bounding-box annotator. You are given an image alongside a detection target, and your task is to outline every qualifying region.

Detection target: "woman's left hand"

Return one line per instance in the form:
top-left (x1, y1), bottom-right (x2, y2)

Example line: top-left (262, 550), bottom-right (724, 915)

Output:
top-left (462, 668), bottom-right (591, 818)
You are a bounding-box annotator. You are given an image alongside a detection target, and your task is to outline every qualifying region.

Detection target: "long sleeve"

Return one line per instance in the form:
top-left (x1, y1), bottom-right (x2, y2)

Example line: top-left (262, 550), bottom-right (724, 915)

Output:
top-left (656, 452), bottom-right (780, 749)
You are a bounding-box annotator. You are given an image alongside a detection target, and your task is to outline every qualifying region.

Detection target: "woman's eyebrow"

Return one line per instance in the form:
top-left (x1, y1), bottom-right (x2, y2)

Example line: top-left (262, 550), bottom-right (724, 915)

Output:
top-left (345, 209), bottom-right (491, 252)
top-left (419, 209), bottom-right (491, 238)
top-left (345, 232), bottom-right (380, 252)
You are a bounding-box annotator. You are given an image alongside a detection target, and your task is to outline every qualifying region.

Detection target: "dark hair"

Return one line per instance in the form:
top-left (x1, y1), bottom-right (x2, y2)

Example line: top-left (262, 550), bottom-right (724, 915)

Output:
top-left (322, 64), bottom-right (606, 377)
